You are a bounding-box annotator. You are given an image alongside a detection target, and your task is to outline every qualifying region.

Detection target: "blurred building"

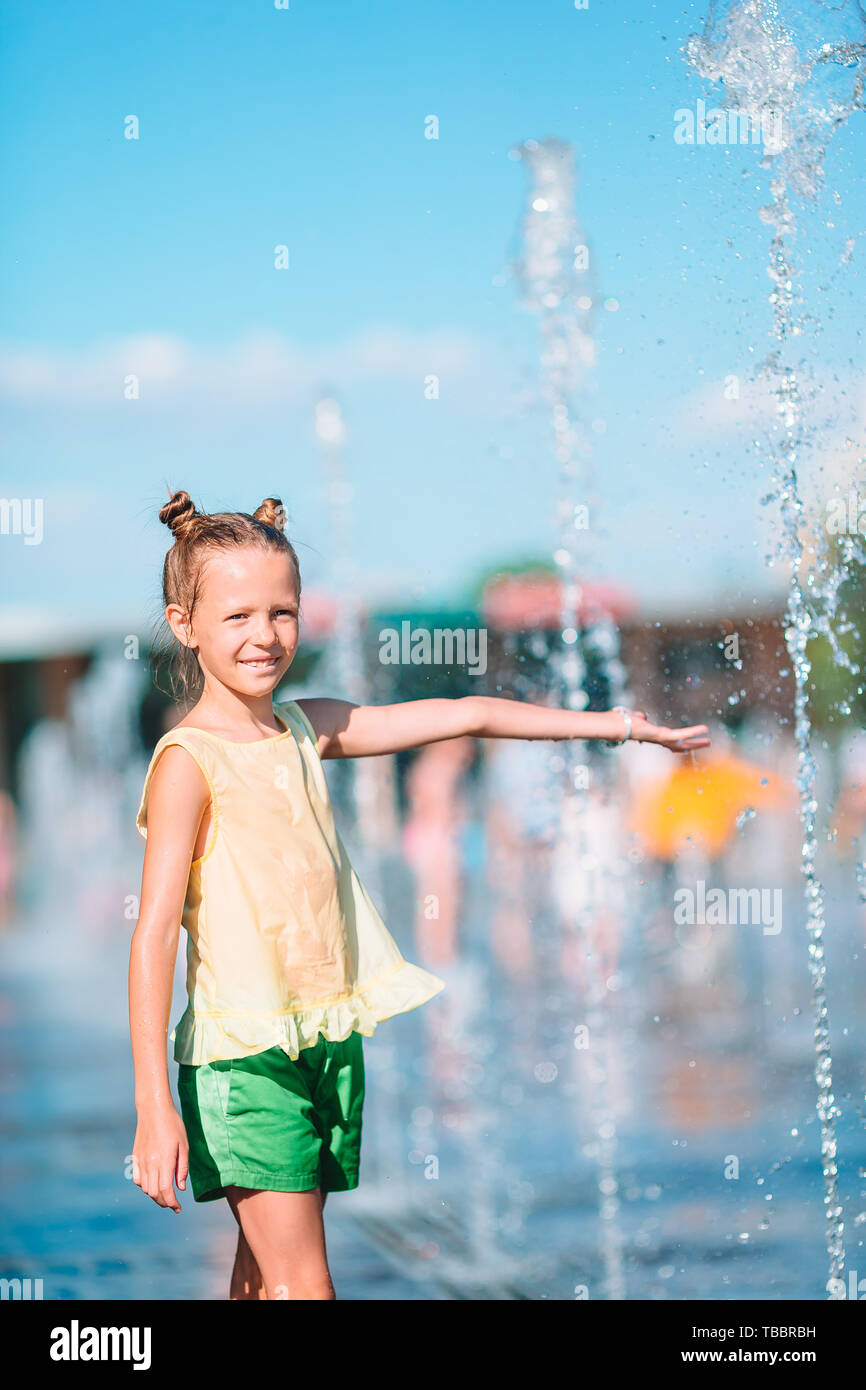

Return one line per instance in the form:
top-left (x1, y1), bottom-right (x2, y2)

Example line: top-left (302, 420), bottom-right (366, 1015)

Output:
top-left (475, 572), bottom-right (791, 729)
top-left (0, 580), bottom-right (794, 800)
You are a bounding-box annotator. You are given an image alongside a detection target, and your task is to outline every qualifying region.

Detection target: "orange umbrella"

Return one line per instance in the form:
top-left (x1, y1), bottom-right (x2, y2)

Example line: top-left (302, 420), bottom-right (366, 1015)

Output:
top-left (629, 750), bottom-right (792, 861)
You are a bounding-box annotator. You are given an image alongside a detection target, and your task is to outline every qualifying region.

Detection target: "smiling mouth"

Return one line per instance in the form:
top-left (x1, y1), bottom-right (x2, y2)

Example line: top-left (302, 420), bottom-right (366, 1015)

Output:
top-left (239, 657), bottom-right (280, 669)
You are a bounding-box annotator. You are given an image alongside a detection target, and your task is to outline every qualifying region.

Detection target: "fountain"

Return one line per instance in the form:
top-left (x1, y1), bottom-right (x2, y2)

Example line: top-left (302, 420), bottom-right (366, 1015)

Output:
top-left (682, 0), bottom-right (866, 1295)
top-left (511, 137), bottom-right (635, 1299)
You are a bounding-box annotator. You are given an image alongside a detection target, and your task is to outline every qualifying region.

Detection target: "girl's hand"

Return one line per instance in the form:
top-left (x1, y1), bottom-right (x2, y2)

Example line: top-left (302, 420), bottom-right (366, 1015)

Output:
top-left (617, 708), bottom-right (711, 754)
top-left (132, 1103), bottom-right (189, 1213)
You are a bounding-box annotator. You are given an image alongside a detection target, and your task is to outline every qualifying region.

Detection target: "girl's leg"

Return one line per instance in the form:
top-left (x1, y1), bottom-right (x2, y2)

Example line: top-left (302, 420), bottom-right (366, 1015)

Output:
top-left (226, 1185), bottom-right (334, 1300)
top-left (228, 1189), bottom-right (329, 1299)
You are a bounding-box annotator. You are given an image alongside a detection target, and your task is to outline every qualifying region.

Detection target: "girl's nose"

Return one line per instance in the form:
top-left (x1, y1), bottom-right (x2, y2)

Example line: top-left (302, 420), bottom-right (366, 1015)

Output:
top-left (251, 619), bottom-right (279, 646)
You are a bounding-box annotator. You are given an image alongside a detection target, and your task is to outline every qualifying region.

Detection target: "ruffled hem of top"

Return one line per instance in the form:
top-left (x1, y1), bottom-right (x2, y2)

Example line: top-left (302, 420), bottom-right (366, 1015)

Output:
top-left (171, 958), bottom-right (447, 1064)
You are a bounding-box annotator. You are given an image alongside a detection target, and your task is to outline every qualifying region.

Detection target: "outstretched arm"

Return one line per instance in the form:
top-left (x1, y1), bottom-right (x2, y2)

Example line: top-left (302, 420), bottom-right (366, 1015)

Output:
top-left (296, 696), bottom-right (710, 759)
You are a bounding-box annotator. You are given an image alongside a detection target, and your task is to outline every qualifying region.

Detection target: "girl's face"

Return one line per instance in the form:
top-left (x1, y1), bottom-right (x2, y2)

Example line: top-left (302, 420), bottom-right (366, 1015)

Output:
top-left (180, 547), bottom-right (300, 694)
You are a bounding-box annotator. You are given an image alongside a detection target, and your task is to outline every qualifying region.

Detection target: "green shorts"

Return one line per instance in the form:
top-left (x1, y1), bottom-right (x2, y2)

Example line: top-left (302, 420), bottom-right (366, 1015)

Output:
top-left (177, 1032), bottom-right (364, 1203)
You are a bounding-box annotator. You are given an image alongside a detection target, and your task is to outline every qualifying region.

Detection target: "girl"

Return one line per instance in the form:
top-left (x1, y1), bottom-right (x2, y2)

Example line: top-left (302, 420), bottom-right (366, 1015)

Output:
top-left (129, 488), bottom-right (710, 1301)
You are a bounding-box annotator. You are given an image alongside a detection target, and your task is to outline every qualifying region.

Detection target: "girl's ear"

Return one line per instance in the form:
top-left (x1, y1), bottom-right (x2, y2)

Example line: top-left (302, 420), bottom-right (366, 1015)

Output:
top-left (165, 604), bottom-right (194, 648)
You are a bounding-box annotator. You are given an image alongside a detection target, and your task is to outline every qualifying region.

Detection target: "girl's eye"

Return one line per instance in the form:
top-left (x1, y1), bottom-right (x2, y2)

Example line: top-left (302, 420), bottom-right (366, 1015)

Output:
top-left (226, 611), bottom-right (297, 621)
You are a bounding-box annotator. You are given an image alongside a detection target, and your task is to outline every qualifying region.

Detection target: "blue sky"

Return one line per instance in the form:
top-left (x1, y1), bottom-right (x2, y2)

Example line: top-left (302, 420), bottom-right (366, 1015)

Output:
top-left (2, 0), bottom-right (865, 637)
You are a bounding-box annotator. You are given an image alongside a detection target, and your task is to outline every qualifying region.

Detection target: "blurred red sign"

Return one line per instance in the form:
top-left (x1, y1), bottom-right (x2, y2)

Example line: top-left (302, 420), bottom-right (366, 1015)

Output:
top-left (481, 573), bottom-right (635, 630)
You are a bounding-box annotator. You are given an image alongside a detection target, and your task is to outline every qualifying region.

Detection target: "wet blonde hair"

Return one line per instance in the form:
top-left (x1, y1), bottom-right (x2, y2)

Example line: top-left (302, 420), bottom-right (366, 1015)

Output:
top-left (154, 487), bottom-right (302, 706)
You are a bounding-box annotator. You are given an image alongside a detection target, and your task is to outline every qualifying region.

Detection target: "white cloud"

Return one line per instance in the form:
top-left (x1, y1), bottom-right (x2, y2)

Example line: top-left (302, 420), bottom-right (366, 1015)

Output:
top-left (668, 372), bottom-right (779, 439)
top-left (0, 327), bottom-right (488, 405)
top-left (668, 366), bottom-right (866, 516)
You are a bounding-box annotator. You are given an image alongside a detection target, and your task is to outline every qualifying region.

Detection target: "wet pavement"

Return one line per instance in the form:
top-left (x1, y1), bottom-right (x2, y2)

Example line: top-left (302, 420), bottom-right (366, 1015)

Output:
top-left (1, 775), bottom-right (865, 1301)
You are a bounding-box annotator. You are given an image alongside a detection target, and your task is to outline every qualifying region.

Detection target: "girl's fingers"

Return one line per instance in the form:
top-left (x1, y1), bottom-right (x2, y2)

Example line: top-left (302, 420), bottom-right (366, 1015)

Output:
top-left (138, 1158), bottom-right (181, 1209)
top-left (637, 721), bottom-right (710, 750)
top-left (177, 1146), bottom-right (189, 1191)
top-left (158, 1167), bottom-right (181, 1212)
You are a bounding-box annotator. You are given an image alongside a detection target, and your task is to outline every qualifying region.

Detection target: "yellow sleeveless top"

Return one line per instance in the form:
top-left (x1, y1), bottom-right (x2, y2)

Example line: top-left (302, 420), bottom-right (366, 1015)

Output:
top-left (135, 699), bottom-right (445, 1064)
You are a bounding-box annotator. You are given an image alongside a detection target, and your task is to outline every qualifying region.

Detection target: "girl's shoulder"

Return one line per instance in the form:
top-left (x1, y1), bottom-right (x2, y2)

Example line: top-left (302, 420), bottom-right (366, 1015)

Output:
top-left (135, 729), bottom-right (216, 841)
top-left (145, 722), bottom-right (219, 759)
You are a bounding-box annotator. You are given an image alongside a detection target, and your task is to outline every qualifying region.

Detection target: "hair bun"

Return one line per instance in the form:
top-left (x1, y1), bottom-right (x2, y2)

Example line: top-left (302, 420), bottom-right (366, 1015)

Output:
top-left (253, 497), bottom-right (287, 534)
top-left (159, 488), bottom-right (198, 539)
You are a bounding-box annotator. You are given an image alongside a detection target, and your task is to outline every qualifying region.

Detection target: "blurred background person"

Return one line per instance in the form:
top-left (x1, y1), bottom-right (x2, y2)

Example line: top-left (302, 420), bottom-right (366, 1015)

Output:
top-left (401, 736), bottom-right (476, 970)
top-left (481, 733), bottom-right (559, 980)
